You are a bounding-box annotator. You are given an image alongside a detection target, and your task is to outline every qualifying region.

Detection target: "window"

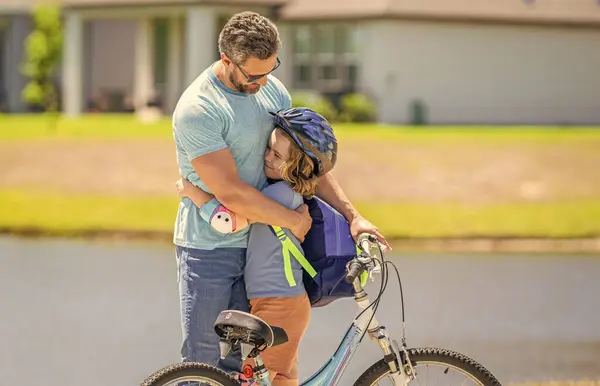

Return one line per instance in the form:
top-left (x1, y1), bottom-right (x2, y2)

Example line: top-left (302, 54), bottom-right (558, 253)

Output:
top-left (153, 18), bottom-right (168, 85)
top-left (215, 15), bottom-right (230, 60)
top-left (292, 25), bottom-right (312, 87)
top-left (343, 26), bottom-right (361, 55)
top-left (319, 65), bottom-right (336, 81)
top-left (291, 23), bottom-right (361, 91)
top-left (0, 26), bottom-right (5, 98)
top-left (347, 64), bottom-right (358, 85)
top-left (315, 25), bottom-right (335, 55)
top-left (294, 64), bottom-right (311, 83)
top-left (294, 25), bottom-right (310, 55)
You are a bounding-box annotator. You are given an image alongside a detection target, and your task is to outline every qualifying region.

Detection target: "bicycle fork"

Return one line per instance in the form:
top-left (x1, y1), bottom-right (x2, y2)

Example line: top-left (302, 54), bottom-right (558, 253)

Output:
top-left (353, 283), bottom-right (413, 386)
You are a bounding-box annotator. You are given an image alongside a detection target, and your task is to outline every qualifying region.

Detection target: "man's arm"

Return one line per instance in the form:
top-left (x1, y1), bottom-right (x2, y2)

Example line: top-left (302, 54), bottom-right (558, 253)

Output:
top-left (316, 172), bottom-right (391, 249)
top-left (175, 102), bottom-right (311, 240)
top-left (191, 148), bottom-right (312, 240)
top-left (315, 172), bottom-right (358, 222)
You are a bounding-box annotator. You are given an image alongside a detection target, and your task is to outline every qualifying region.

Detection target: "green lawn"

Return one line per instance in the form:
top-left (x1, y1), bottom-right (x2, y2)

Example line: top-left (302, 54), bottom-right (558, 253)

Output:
top-left (2, 114), bottom-right (600, 142)
top-left (1, 190), bottom-right (598, 239)
top-left (2, 114), bottom-right (599, 241)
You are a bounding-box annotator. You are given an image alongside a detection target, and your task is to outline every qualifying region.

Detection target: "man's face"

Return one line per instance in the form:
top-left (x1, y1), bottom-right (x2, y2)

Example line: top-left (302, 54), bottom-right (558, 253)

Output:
top-left (224, 54), bottom-right (279, 95)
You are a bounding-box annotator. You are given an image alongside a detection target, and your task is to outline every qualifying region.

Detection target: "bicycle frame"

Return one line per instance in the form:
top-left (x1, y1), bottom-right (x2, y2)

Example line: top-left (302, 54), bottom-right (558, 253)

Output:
top-left (250, 279), bottom-right (411, 386)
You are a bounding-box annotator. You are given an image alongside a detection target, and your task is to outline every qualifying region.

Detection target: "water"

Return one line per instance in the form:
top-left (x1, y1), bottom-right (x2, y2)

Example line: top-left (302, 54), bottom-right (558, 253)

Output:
top-left (0, 236), bottom-right (599, 386)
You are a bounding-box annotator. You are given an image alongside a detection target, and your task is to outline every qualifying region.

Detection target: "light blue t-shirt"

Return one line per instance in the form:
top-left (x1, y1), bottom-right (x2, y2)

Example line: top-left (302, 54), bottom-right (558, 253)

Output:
top-left (172, 63), bottom-right (292, 250)
top-left (244, 181), bottom-right (306, 299)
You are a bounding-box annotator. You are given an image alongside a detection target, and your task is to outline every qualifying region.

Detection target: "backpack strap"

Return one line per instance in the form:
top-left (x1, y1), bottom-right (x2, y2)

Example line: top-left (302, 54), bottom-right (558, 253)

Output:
top-left (270, 225), bottom-right (317, 286)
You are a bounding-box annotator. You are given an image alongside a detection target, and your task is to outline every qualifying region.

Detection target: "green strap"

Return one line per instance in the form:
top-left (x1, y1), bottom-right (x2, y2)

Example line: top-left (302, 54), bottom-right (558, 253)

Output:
top-left (271, 226), bottom-right (368, 288)
top-left (271, 225), bottom-right (317, 287)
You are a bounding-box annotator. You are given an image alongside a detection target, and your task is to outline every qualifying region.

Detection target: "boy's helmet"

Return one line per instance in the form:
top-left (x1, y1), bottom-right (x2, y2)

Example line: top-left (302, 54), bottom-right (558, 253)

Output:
top-left (270, 107), bottom-right (338, 178)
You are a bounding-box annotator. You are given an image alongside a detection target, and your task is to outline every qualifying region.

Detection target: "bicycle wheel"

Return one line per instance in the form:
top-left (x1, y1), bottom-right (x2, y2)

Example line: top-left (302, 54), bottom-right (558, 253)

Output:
top-left (141, 362), bottom-right (239, 386)
top-left (354, 347), bottom-right (502, 386)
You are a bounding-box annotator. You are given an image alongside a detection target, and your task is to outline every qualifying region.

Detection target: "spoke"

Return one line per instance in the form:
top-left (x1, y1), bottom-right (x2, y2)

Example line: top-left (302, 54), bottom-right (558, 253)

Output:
top-left (460, 373), bottom-right (470, 386)
top-left (415, 366), bottom-right (424, 386)
top-left (404, 361), bottom-right (484, 386)
top-left (433, 367), bottom-right (443, 386)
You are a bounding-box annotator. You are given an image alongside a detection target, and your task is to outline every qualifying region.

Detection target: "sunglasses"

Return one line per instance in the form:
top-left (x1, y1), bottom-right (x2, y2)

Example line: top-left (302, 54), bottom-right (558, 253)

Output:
top-left (234, 57), bottom-right (281, 83)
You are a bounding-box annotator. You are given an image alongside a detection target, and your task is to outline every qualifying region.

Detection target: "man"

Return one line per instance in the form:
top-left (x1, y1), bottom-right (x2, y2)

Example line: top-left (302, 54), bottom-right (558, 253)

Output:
top-left (172, 11), bottom-right (389, 374)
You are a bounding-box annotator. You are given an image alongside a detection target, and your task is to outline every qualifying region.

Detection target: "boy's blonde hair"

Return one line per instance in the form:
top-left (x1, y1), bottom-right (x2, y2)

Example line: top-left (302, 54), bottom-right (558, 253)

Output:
top-left (279, 132), bottom-right (322, 197)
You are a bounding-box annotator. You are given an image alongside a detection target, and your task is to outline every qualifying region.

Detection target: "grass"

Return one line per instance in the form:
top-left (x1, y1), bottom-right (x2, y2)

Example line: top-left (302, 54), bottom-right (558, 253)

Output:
top-left (2, 114), bottom-right (599, 242)
top-left (355, 201), bottom-right (600, 238)
top-left (0, 114), bottom-right (171, 140)
top-left (1, 190), bottom-right (599, 239)
top-left (2, 114), bottom-right (600, 142)
top-left (0, 190), bottom-right (176, 234)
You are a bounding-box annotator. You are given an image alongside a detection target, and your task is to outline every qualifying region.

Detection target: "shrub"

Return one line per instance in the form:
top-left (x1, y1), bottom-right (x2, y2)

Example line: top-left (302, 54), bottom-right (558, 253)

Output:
top-left (339, 93), bottom-right (377, 123)
top-left (290, 91), bottom-right (338, 123)
top-left (20, 4), bottom-right (63, 113)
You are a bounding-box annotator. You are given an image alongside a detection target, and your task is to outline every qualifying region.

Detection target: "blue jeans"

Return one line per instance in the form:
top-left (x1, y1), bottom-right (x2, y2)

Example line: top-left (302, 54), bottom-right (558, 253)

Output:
top-left (176, 246), bottom-right (249, 373)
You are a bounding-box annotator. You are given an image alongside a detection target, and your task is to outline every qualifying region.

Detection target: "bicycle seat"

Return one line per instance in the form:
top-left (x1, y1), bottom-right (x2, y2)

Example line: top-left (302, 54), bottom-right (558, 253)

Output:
top-left (213, 310), bottom-right (288, 348)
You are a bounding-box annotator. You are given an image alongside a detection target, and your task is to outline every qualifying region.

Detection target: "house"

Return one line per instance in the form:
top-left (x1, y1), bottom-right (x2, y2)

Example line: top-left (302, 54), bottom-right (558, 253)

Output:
top-left (0, 1), bottom-right (34, 113)
top-left (2, 0), bottom-right (600, 124)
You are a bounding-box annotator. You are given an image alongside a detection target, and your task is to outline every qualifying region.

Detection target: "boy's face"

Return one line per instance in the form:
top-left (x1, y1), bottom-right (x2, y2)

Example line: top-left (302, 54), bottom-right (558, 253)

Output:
top-left (264, 128), bottom-right (291, 180)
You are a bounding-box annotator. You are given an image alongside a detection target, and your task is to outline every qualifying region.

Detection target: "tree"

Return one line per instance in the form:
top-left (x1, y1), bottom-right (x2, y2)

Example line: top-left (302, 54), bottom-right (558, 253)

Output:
top-left (20, 3), bottom-right (63, 115)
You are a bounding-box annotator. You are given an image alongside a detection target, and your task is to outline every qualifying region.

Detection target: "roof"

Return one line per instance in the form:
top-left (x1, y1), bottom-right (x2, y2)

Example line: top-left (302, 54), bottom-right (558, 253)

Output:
top-left (62, 0), bottom-right (287, 8)
top-left (279, 0), bottom-right (600, 25)
top-left (2, 0), bottom-right (599, 25)
top-left (0, 0), bottom-right (286, 12)
top-left (0, 0), bottom-right (34, 13)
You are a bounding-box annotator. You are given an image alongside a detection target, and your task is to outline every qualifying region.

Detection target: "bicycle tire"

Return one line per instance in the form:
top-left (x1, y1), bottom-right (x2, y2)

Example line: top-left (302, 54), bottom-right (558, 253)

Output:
top-left (141, 362), bottom-right (239, 386)
top-left (353, 347), bottom-right (502, 386)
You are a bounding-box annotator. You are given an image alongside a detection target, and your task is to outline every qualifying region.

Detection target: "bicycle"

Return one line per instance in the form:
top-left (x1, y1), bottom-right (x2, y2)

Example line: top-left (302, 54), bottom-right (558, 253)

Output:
top-left (142, 233), bottom-right (502, 386)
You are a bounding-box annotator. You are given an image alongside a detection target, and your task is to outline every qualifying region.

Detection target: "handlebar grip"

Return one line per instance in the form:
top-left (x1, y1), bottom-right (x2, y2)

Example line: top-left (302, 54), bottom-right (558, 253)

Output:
top-left (346, 261), bottom-right (363, 283)
top-left (357, 233), bottom-right (378, 254)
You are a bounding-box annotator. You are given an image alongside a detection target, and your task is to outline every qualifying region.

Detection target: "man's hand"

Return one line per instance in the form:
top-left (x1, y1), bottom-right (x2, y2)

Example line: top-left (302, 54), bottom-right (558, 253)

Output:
top-left (289, 204), bottom-right (312, 242)
top-left (350, 215), bottom-right (392, 251)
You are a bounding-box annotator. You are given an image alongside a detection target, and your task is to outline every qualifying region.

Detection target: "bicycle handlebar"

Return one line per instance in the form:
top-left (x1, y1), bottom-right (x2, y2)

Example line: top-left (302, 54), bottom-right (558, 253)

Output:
top-left (358, 233), bottom-right (372, 256)
top-left (345, 261), bottom-right (363, 283)
top-left (345, 233), bottom-right (380, 283)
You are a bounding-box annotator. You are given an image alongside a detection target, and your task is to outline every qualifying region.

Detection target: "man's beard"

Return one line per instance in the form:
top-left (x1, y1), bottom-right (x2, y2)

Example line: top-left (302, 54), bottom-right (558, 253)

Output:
top-left (229, 72), bottom-right (261, 95)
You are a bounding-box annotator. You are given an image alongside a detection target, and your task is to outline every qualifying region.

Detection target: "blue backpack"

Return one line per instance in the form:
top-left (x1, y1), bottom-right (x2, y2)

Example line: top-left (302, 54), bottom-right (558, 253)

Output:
top-left (300, 196), bottom-right (358, 307)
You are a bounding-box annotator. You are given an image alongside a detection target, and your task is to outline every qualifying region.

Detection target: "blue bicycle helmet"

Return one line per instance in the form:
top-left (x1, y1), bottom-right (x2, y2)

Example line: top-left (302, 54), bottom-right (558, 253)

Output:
top-left (270, 107), bottom-right (338, 178)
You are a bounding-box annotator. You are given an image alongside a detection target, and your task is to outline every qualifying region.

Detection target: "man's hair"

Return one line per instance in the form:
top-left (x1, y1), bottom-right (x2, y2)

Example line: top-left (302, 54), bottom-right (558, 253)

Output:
top-left (218, 11), bottom-right (281, 64)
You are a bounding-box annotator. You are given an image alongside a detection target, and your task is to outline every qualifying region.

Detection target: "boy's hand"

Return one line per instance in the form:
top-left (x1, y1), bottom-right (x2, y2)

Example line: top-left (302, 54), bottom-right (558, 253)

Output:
top-left (175, 177), bottom-right (194, 199)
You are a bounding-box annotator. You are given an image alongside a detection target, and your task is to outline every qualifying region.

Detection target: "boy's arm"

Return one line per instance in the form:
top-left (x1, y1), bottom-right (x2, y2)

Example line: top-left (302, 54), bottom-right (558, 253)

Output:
top-left (176, 177), bottom-right (251, 233)
top-left (176, 177), bottom-right (214, 208)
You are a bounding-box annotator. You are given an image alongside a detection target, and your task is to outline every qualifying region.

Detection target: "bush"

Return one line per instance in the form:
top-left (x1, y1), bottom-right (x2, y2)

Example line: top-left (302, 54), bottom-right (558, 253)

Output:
top-left (339, 93), bottom-right (377, 123)
top-left (290, 91), bottom-right (338, 123)
top-left (20, 4), bottom-right (63, 113)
